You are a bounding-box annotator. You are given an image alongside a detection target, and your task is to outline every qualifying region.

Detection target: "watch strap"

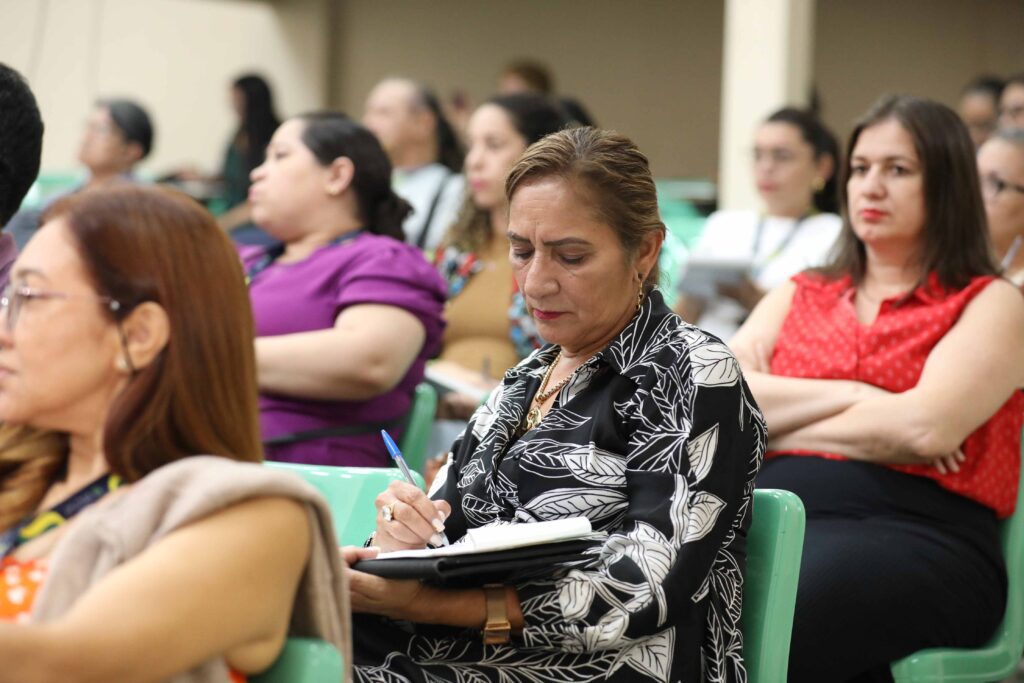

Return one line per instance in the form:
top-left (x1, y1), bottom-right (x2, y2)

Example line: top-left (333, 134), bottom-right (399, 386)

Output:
top-left (482, 583), bottom-right (511, 645)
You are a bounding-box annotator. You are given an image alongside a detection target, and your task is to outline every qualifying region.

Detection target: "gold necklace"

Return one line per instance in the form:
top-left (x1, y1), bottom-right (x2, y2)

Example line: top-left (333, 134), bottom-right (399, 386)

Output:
top-left (522, 350), bottom-right (574, 433)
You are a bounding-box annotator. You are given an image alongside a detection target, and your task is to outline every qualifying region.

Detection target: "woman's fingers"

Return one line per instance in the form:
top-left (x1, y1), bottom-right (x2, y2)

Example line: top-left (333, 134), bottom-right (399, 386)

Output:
top-left (376, 481), bottom-right (448, 546)
top-left (340, 545), bottom-right (379, 567)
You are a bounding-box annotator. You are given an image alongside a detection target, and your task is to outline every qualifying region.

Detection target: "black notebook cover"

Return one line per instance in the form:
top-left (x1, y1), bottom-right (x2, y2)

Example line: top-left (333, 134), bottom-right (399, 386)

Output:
top-left (352, 538), bottom-right (600, 587)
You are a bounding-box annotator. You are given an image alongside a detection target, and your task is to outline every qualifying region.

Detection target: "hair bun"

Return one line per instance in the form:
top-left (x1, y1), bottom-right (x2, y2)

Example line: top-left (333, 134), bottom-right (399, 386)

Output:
top-left (372, 193), bottom-right (411, 241)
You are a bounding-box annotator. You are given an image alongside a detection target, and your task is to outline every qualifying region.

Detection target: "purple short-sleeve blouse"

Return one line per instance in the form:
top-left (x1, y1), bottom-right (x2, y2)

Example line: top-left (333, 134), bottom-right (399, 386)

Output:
top-left (242, 232), bottom-right (446, 467)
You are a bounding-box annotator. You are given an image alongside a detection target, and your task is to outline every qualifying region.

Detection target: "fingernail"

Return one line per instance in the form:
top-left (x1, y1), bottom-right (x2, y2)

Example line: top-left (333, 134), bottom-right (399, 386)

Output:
top-left (431, 533), bottom-right (445, 547)
top-left (432, 518), bottom-right (446, 533)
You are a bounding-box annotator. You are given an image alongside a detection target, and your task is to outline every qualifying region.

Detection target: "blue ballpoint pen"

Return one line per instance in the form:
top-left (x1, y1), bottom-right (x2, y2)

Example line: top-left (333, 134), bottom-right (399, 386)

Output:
top-left (380, 430), bottom-right (450, 547)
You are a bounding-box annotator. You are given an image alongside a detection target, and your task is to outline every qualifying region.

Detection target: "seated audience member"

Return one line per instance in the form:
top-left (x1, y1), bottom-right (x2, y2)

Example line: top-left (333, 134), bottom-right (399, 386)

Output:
top-left (676, 107), bottom-right (842, 340)
top-left (0, 186), bottom-right (347, 680)
top-left (978, 128), bottom-right (1024, 287)
top-left (958, 75), bottom-right (1004, 148)
top-left (498, 59), bottom-right (554, 95)
top-left (345, 126), bottom-right (765, 682)
top-left (429, 94), bottom-right (569, 410)
top-left (363, 78), bottom-right (465, 251)
top-left (732, 95), bottom-right (1024, 681)
top-left (1001, 74), bottom-right (1024, 130)
top-left (7, 98), bottom-right (153, 250)
top-left (243, 112), bottom-right (446, 467)
top-left (0, 63), bottom-right (43, 289)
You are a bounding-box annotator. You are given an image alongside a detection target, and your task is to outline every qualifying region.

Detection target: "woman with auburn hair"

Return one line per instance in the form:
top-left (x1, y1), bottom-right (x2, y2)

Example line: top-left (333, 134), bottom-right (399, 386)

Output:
top-left (732, 95), bottom-right (1024, 679)
top-left (344, 127), bottom-right (763, 682)
top-left (0, 186), bottom-right (346, 681)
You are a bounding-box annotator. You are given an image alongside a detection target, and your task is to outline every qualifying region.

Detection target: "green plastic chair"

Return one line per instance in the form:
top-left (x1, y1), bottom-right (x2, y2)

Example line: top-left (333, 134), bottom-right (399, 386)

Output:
top-left (252, 637), bottom-right (342, 683)
top-left (266, 462), bottom-right (425, 547)
top-left (400, 382), bottom-right (437, 473)
top-left (741, 488), bottom-right (806, 683)
top-left (891, 427), bottom-right (1024, 682)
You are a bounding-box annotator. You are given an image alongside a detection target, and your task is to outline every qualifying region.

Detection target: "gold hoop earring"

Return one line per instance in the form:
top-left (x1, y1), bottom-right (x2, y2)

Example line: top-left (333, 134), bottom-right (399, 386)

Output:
top-left (115, 357), bottom-right (130, 373)
top-left (636, 276), bottom-right (645, 312)
top-left (812, 177), bottom-right (825, 192)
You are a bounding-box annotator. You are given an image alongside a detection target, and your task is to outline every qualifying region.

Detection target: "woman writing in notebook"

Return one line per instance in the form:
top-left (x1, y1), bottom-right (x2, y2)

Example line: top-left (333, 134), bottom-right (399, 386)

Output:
top-left (676, 107), bottom-right (842, 341)
top-left (346, 128), bottom-right (765, 683)
top-left (731, 96), bottom-right (1024, 680)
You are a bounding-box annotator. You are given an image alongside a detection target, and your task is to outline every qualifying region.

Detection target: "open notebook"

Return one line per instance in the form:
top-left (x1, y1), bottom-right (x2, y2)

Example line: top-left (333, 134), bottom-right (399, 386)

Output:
top-left (352, 517), bottom-right (605, 585)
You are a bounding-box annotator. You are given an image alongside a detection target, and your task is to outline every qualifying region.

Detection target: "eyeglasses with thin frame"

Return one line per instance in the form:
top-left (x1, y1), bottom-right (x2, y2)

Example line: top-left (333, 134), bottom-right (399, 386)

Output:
top-left (980, 173), bottom-right (1024, 200)
top-left (0, 284), bottom-right (122, 332)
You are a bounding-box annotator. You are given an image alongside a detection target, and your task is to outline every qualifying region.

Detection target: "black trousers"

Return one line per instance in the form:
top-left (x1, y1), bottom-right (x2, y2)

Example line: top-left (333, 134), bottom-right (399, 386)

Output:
top-left (758, 456), bottom-right (1007, 683)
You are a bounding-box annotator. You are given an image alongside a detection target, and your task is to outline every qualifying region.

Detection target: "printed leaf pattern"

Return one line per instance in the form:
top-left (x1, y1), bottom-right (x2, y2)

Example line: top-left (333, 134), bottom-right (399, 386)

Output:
top-left (353, 292), bottom-right (764, 683)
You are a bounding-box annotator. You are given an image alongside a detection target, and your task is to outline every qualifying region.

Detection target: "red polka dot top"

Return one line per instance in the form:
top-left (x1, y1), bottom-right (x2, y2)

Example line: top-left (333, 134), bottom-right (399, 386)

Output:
top-left (769, 271), bottom-right (1023, 518)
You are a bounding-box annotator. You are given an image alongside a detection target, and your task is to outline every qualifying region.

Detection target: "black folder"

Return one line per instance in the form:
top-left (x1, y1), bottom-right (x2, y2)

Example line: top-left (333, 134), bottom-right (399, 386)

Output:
top-left (352, 538), bottom-right (600, 587)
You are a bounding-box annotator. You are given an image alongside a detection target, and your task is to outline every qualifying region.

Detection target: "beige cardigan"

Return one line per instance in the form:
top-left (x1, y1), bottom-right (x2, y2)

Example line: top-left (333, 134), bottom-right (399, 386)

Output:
top-left (32, 456), bottom-right (351, 683)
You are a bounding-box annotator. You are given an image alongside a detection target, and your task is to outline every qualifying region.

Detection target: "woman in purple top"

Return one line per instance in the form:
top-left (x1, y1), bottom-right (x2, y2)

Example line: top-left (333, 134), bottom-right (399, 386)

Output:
top-left (244, 112), bottom-right (447, 467)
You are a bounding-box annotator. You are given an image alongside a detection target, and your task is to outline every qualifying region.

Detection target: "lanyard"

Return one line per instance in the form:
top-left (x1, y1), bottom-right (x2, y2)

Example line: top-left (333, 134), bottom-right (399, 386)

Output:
top-left (750, 214), bottom-right (810, 279)
top-left (0, 472), bottom-right (122, 558)
top-left (245, 230), bottom-right (364, 285)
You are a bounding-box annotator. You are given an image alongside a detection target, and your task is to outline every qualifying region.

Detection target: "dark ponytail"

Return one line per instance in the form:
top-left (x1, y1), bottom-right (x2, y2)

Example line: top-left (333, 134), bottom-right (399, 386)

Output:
top-left (297, 112), bottom-right (411, 240)
top-left (415, 85), bottom-right (463, 172)
top-left (766, 107), bottom-right (840, 214)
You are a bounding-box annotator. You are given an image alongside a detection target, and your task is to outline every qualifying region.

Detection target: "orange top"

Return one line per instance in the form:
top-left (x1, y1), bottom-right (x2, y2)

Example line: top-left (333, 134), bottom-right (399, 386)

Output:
top-left (0, 557), bottom-right (246, 681)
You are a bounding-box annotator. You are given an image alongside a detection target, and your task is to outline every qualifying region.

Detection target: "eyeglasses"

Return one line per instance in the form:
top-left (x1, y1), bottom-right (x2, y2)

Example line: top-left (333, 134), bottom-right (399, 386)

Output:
top-left (752, 147), bottom-right (806, 166)
top-left (0, 284), bottom-right (122, 332)
top-left (980, 173), bottom-right (1024, 199)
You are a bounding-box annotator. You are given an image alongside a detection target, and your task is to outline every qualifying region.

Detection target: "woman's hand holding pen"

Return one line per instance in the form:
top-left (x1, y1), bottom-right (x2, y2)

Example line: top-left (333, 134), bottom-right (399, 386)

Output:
top-left (374, 480), bottom-right (452, 553)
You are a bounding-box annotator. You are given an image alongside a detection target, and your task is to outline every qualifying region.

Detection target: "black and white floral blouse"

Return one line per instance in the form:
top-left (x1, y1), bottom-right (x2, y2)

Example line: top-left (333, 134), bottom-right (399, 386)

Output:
top-left (353, 291), bottom-right (766, 682)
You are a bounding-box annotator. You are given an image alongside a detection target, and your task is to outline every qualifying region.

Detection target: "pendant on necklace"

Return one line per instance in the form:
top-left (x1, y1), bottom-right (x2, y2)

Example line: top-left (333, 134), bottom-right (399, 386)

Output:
top-left (524, 406), bottom-right (542, 433)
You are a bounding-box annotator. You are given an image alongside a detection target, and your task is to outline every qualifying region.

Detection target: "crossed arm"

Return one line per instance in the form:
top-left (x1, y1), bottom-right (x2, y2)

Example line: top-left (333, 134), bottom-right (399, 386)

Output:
top-left (256, 304), bottom-right (426, 401)
top-left (0, 497), bottom-right (310, 683)
top-left (730, 278), bottom-right (1024, 467)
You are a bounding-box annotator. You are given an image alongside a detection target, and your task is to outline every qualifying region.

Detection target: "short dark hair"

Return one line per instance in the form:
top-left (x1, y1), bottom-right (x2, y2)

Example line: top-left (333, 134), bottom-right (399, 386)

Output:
top-left (97, 98), bottom-right (154, 159)
top-left (825, 94), bottom-right (996, 290)
top-left (765, 107), bottom-right (841, 214)
top-left (296, 112), bottom-right (410, 241)
top-left (0, 63), bottom-right (44, 225)
top-left (502, 59), bottom-right (554, 95)
top-left (411, 83), bottom-right (463, 173)
top-left (961, 75), bottom-right (1005, 102)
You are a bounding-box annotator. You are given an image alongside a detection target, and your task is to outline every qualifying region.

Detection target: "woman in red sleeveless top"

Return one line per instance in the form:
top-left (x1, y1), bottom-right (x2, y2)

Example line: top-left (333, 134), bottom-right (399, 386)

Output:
top-left (732, 95), bottom-right (1024, 682)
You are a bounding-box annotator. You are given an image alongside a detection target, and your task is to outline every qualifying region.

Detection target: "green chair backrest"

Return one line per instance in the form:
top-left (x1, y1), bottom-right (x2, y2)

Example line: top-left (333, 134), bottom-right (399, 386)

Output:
top-left (251, 637), bottom-right (342, 683)
top-left (890, 426), bottom-right (1024, 682)
top-left (266, 462), bottom-right (425, 547)
top-left (741, 488), bottom-right (806, 683)
top-left (400, 382), bottom-right (437, 473)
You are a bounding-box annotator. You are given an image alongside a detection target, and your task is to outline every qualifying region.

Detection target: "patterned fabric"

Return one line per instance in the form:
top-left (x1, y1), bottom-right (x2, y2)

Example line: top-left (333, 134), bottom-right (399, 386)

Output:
top-left (770, 271), bottom-right (1024, 517)
top-left (435, 245), bottom-right (544, 359)
top-left (353, 290), bottom-right (766, 682)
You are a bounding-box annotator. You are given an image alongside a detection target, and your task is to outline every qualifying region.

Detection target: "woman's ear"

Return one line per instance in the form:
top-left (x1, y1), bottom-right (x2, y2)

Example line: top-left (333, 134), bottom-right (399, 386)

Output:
top-left (326, 156), bottom-right (356, 197)
top-left (815, 154), bottom-right (835, 188)
top-left (635, 229), bottom-right (665, 282)
top-left (118, 301), bottom-right (170, 371)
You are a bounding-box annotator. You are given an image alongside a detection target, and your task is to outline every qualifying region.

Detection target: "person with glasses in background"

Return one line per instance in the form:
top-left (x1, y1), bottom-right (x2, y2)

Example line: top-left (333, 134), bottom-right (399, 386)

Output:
top-left (675, 107), bottom-right (842, 341)
top-left (958, 75), bottom-right (1005, 149)
top-left (363, 78), bottom-right (465, 252)
top-left (999, 74), bottom-right (1024, 131)
top-left (978, 127), bottom-right (1024, 287)
top-left (6, 98), bottom-right (153, 250)
top-left (0, 185), bottom-right (346, 681)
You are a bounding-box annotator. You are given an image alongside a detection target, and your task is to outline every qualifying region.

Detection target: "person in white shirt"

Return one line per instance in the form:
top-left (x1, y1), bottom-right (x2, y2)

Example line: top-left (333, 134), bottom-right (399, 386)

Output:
top-left (676, 107), bottom-right (842, 340)
top-left (977, 128), bottom-right (1024, 287)
top-left (363, 78), bottom-right (465, 251)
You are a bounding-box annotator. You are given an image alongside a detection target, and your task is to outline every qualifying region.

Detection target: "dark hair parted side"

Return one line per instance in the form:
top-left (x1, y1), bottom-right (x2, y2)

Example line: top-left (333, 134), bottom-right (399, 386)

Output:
top-left (98, 98), bottom-right (155, 159)
top-left (0, 63), bottom-right (43, 225)
top-left (961, 75), bottom-right (1005, 102)
top-left (825, 94), bottom-right (997, 289)
top-left (232, 74), bottom-right (282, 176)
top-left (443, 95), bottom-right (571, 253)
top-left (765, 107), bottom-right (840, 214)
top-left (297, 112), bottom-right (411, 241)
top-left (412, 83), bottom-right (463, 173)
top-left (505, 127), bottom-right (666, 294)
top-left (44, 185), bottom-right (264, 481)
top-left (502, 59), bottom-right (554, 95)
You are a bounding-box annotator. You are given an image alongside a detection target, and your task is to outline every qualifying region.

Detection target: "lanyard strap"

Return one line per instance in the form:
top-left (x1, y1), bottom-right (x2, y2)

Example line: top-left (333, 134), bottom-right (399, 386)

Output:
top-left (245, 230), bottom-right (365, 285)
top-left (0, 472), bottom-right (122, 558)
top-left (750, 214), bottom-right (810, 279)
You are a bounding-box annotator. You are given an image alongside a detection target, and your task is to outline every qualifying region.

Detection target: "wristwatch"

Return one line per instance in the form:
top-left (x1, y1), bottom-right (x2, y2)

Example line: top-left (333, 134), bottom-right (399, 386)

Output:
top-left (483, 584), bottom-right (511, 645)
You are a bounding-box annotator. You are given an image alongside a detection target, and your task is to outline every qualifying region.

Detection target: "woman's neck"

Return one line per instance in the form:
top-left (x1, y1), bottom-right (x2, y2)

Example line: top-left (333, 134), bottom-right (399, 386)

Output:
top-left (559, 300), bottom-right (637, 366)
top-left (765, 198), bottom-right (813, 220)
top-left (65, 431), bottom-right (109, 487)
top-left (862, 243), bottom-right (921, 296)
top-left (489, 205), bottom-right (508, 238)
top-left (283, 209), bottom-right (363, 263)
